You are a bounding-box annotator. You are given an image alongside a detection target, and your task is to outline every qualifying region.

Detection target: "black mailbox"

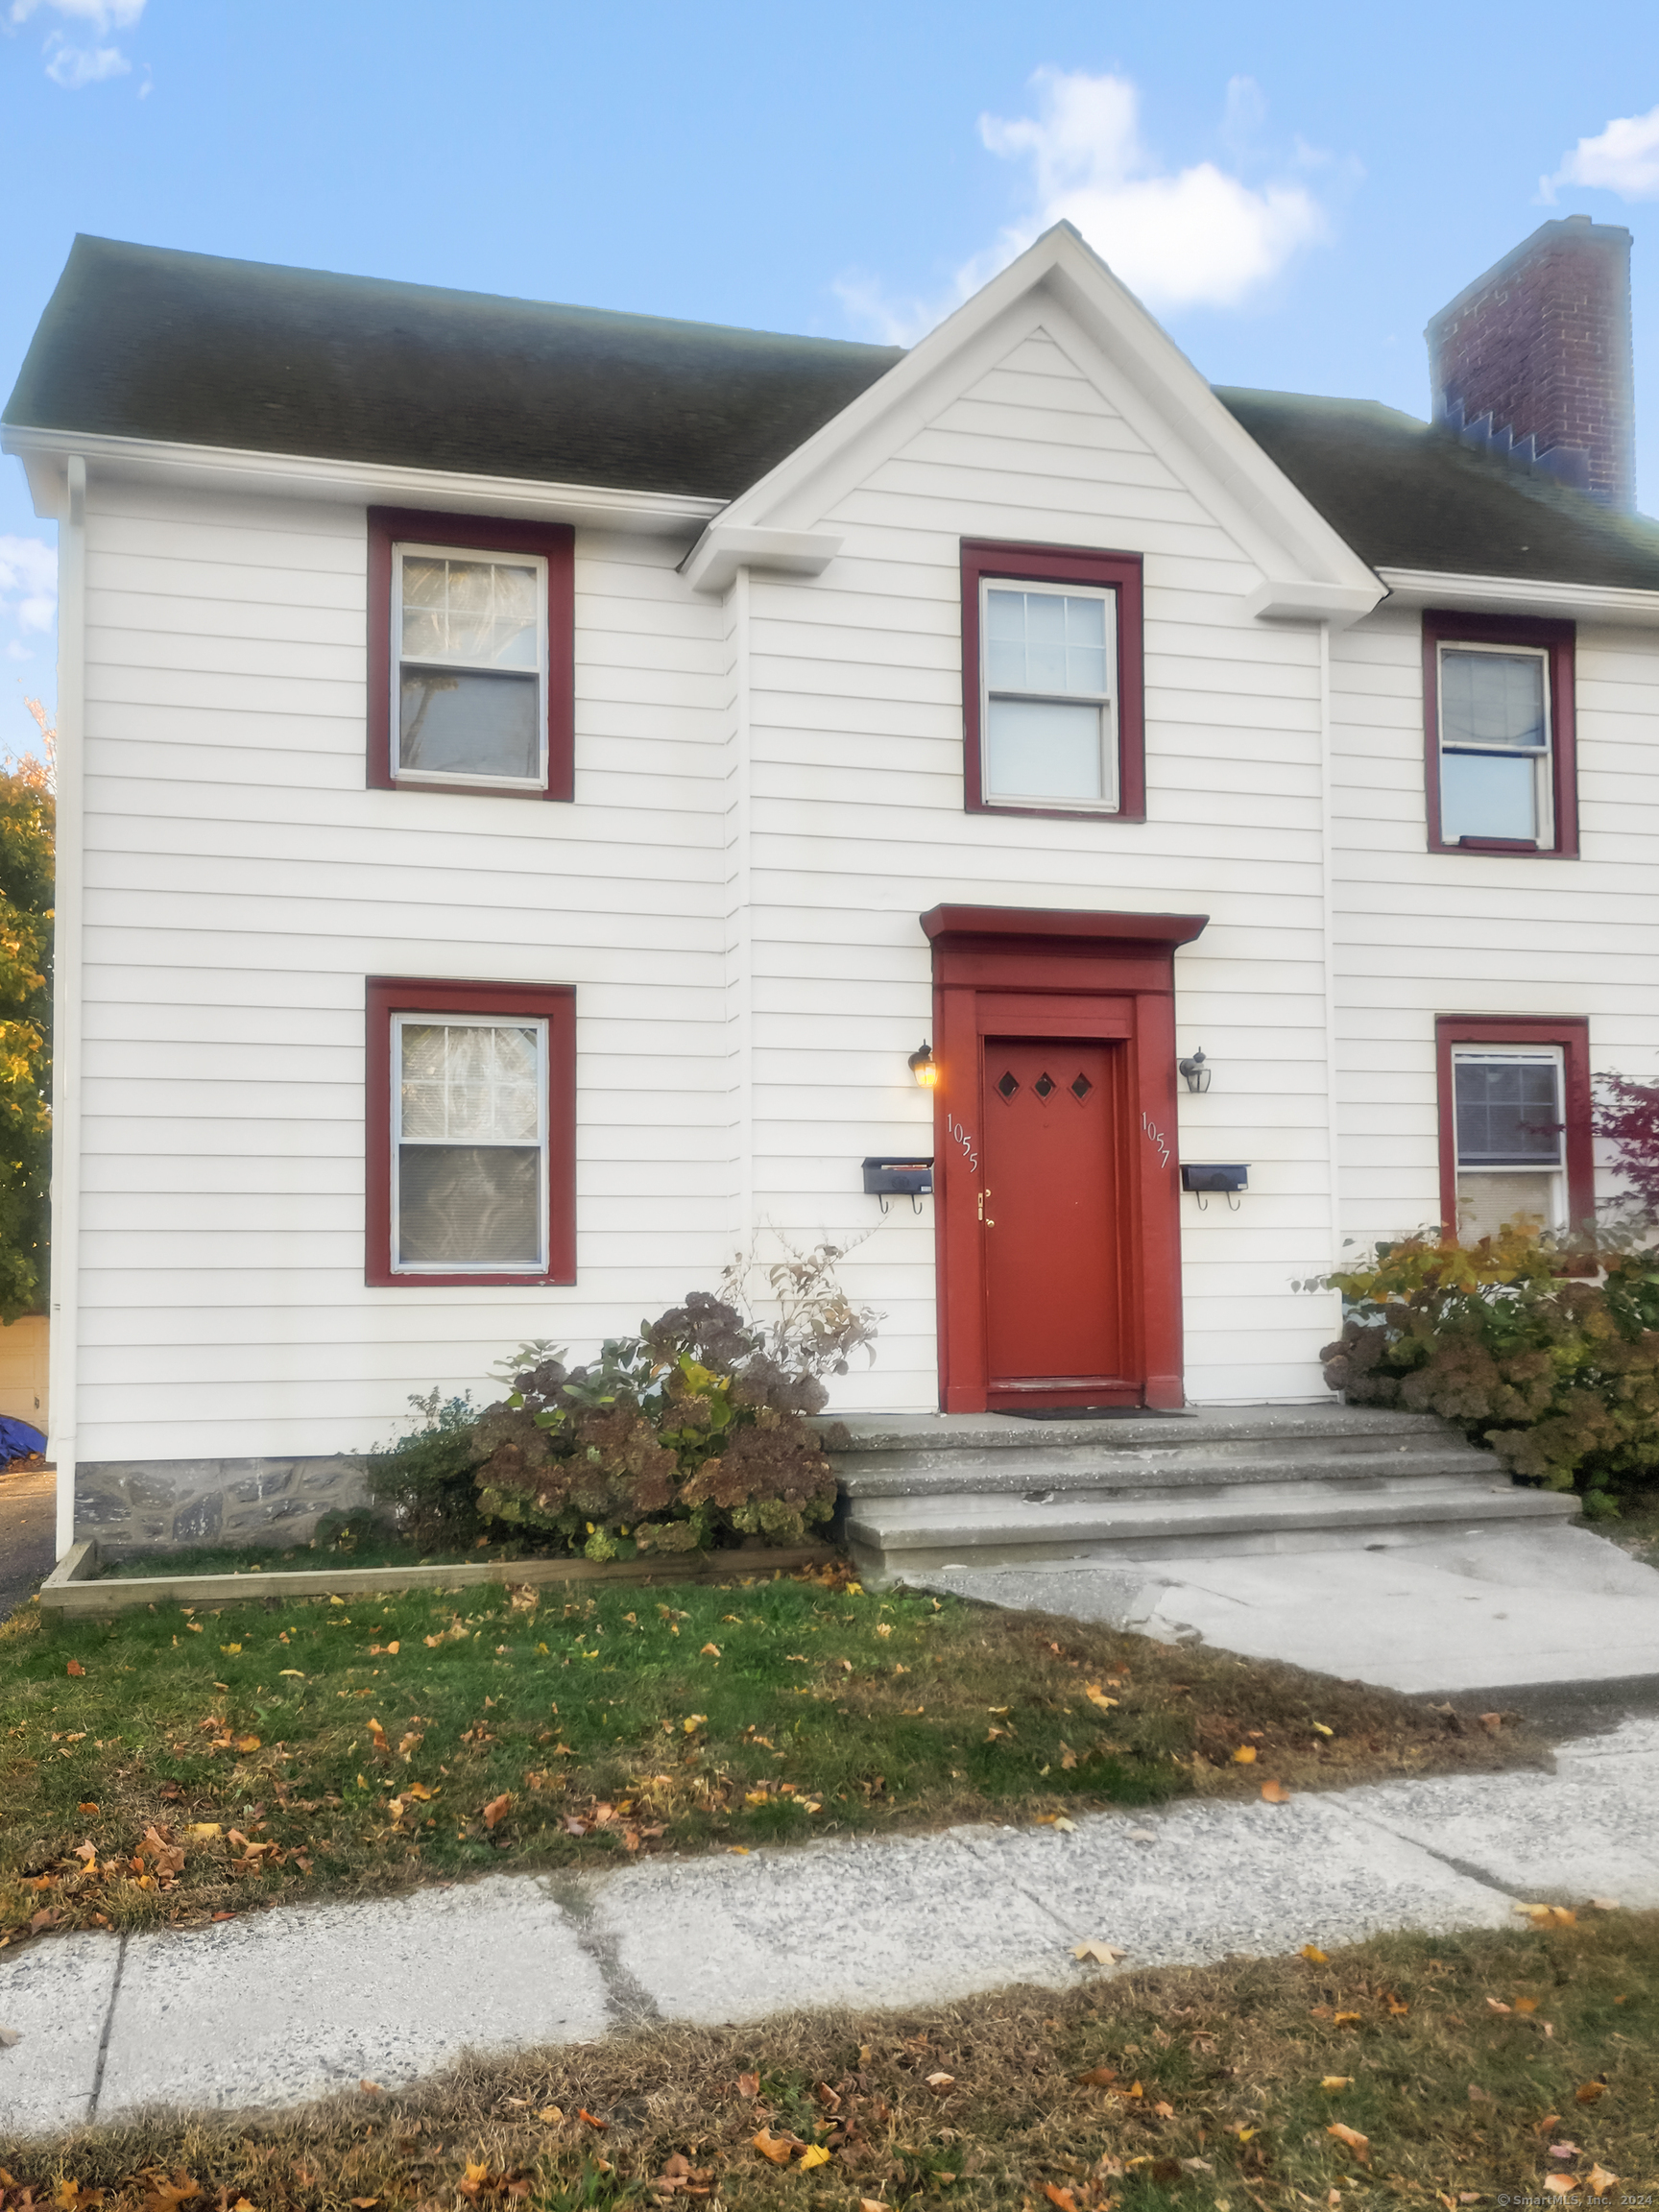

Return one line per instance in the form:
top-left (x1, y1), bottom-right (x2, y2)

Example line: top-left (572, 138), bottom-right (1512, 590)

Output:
top-left (862, 1156), bottom-right (934, 1196)
top-left (1181, 1164), bottom-right (1249, 1194)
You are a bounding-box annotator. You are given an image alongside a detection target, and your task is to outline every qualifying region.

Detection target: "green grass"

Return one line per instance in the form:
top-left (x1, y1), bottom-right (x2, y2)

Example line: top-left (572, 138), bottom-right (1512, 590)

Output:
top-left (1, 1566), bottom-right (1544, 1946)
top-left (5, 1913), bottom-right (1653, 2204)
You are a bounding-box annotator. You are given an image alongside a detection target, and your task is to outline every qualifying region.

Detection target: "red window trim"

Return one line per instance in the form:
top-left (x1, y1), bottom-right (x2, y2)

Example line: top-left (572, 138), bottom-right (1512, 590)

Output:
top-left (961, 540), bottom-right (1145, 823)
top-left (1434, 1014), bottom-right (1594, 1241)
top-left (1422, 609), bottom-right (1577, 857)
top-left (367, 507), bottom-right (575, 802)
top-left (366, 975), bottom-right (577, 1287)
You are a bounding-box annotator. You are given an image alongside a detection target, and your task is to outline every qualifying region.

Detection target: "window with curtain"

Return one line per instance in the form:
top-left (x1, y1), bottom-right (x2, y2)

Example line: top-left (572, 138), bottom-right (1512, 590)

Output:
top-left (392, 1015), bottom-right (547, 1270)
top-left (392, 546), bottom-right (548, 788)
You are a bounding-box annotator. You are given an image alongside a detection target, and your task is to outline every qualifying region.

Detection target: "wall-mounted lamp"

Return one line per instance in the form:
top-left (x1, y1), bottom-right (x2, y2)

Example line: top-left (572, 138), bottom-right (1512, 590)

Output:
top-left (1178, 1048), bottom-right (1212, 1094)
top-left (908, 1040), bottom-right (940, 1090)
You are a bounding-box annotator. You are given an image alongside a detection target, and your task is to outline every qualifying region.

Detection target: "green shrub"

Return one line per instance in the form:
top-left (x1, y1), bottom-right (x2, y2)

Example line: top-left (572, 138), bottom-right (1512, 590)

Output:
top-left (366, 1387), bottom-right (486, 1550)
top-left (1317, 1222), bottom-right (1659, 1502)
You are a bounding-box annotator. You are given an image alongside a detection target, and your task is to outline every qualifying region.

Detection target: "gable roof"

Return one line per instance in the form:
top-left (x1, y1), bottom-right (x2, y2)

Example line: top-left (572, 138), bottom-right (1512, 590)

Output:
top-left (1218, 388), bottom-right (1659, 593)
top-left (2, 234), bottom-right (902, 503)
top-left (9, 232), bottom-right (1659, 597)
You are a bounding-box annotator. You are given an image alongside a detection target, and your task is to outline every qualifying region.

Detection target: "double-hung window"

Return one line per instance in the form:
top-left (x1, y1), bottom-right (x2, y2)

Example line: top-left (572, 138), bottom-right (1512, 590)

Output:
top-left (1423, 612), bottom-right (1576, 855)
top-left (1435, 1017), bottom-right (1592, 1244)
top-left (368, 508), bottom-right (575, 801)
top-left (366, 978), bottom-right (576, 1286)
top-left (961, 541), bottom-right (1145, 820)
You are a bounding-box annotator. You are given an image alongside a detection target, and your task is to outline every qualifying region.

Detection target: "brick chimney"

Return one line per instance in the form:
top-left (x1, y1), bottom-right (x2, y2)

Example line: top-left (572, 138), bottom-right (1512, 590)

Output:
top-left (1426, 214), bottom-right (1635, 509)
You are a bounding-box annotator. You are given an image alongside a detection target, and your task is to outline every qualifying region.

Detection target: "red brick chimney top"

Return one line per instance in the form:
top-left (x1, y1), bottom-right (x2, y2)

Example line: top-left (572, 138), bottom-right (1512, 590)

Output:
top-left (1426, 215), bottom-right (1635, 510)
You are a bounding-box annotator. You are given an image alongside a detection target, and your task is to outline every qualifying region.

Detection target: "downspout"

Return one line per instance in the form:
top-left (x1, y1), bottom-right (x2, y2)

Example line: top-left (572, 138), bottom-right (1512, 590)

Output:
top-left (48, 455), bottom-right (85, 1558)
top-left (730, 565), bottom-right (754, 1251)
top-left (1317, 618), bottom-right (1342, 1275)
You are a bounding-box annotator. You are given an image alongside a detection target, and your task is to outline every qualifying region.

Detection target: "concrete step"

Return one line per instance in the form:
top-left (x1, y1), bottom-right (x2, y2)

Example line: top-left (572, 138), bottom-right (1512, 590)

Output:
top-left (827, 1405), bottom-right (1464, 1460)
top-left (836, 1444), bottom-right (1484, 1501)
top-left (844, 1477), bottom-right (1579, 1575)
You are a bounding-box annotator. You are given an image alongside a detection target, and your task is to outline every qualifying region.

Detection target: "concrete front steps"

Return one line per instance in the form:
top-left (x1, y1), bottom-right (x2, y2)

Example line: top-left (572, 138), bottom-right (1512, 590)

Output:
top-left (830, 1405), bottom-right (1578, 1581)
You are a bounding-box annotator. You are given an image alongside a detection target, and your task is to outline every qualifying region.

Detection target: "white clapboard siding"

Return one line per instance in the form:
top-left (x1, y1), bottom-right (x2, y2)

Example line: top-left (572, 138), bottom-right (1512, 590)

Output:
top-left (1329, 604), bottom-right (1659, 1256)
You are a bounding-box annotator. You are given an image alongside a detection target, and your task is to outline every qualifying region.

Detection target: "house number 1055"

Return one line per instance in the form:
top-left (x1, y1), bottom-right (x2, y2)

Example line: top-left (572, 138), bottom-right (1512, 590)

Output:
top-left (947, 1114), bottom-right (979, 1176)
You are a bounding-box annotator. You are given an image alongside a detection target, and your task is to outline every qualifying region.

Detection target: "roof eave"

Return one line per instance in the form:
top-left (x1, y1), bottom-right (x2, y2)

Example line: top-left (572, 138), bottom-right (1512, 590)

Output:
top-left (0, 421), bottom-right (725, 534)
top-left (1374, 565), bottom-right (1659, 624)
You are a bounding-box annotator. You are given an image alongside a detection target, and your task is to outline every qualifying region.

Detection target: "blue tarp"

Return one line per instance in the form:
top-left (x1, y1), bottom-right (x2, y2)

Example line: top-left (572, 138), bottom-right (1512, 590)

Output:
top-left (0, 1416), bottom-right (46, 1463)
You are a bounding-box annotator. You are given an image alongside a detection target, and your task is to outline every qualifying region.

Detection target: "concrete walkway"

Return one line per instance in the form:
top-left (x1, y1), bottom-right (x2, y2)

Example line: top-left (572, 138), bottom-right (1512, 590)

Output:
top-left (0, 1458), bottom-right (54, 1624)
top-left (5, 1716), bottom-right (1656, 2137)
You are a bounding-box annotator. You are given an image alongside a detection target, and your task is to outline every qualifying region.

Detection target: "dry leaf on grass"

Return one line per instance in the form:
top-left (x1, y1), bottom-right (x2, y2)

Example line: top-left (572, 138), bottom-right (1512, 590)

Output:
top-left (65, 1661), bottom-right (84, 1677)
top-left (1575, 2080), bottom-right (1607, 2104)
top-left (1327, 2123), bottom-right (1369, 2162)
top-left (752, 2128), bottom-right (804, 2164)
top-left (1044, 2187), bottom-right (1079, 2212)
top-left (1084, 1684), bottom-right (1118, 1710)
top-left (1076, 2064), bottom-right (1118, 2086)
top-left (736, 2072), bottom-right (759, 2099)
top-left (1486, 1997), bottom-right (1512, 2013)
top-left (1321, 2076), bottom-right (1354, 2090)
top-left (798, 2146), bottom-right (831, 2171)
top-left (1072, 1940), bottom-right (1126, 1964)
top-left (1232, 1744), bottom-right (1257, 1764)
top-left (482, 1792), bottom-right (512, 1828)
top-left (1301, 1944), bottom-right (1329, 1964)
top-left (925, 2070), bottom-right (955, 2089)
top-left (1261, 1779), bottom-right (1291, 1803)
top-left (1515, 1996), bottom-right (1540, 2014)
top-left (1586, 2166), bottom-right (1621, 2198)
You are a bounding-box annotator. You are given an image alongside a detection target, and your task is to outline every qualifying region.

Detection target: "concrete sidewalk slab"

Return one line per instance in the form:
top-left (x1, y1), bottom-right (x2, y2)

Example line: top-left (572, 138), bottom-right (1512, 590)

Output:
top-left (0, 1931), bottom-right (119, 2135)
top-left (956, 1791), bottom-right (1519, 1964)
top-left (584, 1829), bottom-right (1072, 2022)
top-left (96, 1876), bottom-right (613, 2120)
top-left (913, 1526), bottom-right (1659, 1697)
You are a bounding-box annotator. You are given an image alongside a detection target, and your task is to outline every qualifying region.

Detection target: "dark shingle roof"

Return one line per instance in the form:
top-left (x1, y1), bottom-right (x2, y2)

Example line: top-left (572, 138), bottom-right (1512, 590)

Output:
top-left (11, 236), bottom-right (1659, 593)
top-left (1217, 387), bottom-right (1659, 591)
top-left (2, 235), bottom-right (903, 503)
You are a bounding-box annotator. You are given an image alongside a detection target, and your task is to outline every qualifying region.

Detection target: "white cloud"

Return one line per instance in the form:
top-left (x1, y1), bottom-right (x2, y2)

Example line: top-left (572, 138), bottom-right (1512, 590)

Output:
top-left (836, 68), bottom-right (1329, 346)
top-left (10, 0), bottom-right (144, 87)
top-left (1542, 104), bottom-right (1659, 202)
top-left (0, 538), bottom-right (58, 655)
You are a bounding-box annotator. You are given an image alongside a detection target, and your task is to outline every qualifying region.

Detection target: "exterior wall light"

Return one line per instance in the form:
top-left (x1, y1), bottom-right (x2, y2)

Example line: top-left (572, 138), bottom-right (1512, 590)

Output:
top-left (908, 1041), bottom-right (940, 1089)
top-left (1178, 1048), bottom-right (1212, 1094)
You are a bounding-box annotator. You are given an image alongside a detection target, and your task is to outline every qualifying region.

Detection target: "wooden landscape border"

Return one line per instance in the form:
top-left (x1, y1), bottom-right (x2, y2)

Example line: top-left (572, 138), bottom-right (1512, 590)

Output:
top-left (36, 1540), bottom-right (842, 1621)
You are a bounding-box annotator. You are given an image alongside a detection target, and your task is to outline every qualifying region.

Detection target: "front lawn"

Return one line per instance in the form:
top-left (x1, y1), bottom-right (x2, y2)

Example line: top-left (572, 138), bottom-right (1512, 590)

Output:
top-left (1, 1565), bottom-right (1542, 1946)
top-left (4, 1912), bottom-right (1652, 2204)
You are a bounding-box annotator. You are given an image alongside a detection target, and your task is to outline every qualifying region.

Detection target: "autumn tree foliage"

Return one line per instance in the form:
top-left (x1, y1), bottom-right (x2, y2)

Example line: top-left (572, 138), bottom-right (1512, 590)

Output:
top-left (0, 705), bottom-right (54, 1321)
top-left (1592, 1070), bottom-right (1659, 1216)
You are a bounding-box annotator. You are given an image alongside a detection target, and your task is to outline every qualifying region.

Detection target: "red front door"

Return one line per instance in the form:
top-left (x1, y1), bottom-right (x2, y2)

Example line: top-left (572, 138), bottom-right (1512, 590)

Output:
top-left (980, 1037), bottom-right (1129, 1402)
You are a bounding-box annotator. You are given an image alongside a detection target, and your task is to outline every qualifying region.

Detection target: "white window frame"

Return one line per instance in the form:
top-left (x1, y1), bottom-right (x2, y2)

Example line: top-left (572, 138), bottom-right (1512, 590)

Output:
top-left (979, 576), bottom-right (1119, 813)
top-left (391, 541), bottom-right (549, 792)
top-left (390, 1010), bottom-right (549, 1274)
top-left (1435, 639), bottom-right (1553, 847)
top-left (1451, 1042), bottom-right (1567, 1234)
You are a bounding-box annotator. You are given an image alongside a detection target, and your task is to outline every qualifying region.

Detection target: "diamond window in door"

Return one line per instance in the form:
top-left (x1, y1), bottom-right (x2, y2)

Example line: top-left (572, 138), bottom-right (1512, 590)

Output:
top-left (1033, 1072), bottom-right (1056, 1099)
top-left (997, 1070), bottom-right (1021, 1099)
top-left (1071, 1073), bottom-right (1093, 1100)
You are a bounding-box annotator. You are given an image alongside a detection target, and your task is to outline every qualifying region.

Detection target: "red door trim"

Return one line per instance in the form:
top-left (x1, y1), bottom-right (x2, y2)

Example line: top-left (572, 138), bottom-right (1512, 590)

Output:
top-left (922, 905), bottom-right (1207, 1413)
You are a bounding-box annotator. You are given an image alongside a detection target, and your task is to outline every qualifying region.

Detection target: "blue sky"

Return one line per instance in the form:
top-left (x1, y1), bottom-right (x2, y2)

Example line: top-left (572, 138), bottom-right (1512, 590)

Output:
top-left (7, 0), bottom-right (1659, 757)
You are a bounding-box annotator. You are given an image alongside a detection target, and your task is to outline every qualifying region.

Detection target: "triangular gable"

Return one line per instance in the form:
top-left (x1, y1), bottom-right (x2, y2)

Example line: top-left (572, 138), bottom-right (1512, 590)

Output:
top-left (684, 223), bottom-right (1383, 624)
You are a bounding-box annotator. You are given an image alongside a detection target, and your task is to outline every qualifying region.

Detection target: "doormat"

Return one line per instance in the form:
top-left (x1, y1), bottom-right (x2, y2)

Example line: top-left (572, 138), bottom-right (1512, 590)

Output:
top-left (1003, 1406), bottom-right (1192, 1421)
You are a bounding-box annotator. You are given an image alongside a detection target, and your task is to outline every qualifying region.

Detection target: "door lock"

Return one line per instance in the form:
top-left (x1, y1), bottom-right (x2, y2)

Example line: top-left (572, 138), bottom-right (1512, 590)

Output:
top-left (978, 1189), bottom-right (994, 1226)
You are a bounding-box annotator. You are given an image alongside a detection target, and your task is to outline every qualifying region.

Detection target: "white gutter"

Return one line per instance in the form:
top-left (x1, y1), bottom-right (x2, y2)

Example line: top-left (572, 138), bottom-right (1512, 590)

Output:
top-left (1375, 566), bottom-right (1659, 625)
top-left (48, 455), bottom-right (84, 1560)
top-left (1, 423), bottom-right (723, 540)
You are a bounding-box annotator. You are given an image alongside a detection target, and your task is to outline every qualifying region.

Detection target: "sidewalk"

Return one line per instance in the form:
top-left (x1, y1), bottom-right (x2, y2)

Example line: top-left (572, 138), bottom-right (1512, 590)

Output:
top-left (5, 1717), bottom-right (1657, 2138)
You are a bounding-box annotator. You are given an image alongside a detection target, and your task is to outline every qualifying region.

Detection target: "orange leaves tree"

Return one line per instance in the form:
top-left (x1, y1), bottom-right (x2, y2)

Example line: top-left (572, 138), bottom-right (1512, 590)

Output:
top-left (1318, 1222), bottom-right (1659, 1507)
top-left (0, 719), bottom-right (54, 1321)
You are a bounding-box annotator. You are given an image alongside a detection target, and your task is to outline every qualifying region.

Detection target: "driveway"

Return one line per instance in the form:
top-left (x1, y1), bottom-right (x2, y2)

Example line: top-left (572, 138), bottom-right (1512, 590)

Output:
top-left (0, 1456), bottom-right (55, 1619)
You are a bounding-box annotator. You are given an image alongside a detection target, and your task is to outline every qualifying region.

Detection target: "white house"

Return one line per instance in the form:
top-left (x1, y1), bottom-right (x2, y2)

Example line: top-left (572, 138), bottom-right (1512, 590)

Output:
top-left (9, 212), bottom-right (1659, 1557)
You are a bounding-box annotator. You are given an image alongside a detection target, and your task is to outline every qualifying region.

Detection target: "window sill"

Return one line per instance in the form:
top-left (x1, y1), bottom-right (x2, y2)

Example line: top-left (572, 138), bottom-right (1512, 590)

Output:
top-left (388, 777), bottom-right (559, 803)
top-left (1431, 836), bottom-right (1574, 857)
top-left (371, 1267), bottom-right (574, 1288)
top-left (971, 799), bottom-right (1145, 823)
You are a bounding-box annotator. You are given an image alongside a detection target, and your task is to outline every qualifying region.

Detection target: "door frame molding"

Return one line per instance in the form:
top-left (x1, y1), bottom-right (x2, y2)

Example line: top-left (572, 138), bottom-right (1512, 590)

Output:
top-left (922, 904), bottom-right (1208, 1413)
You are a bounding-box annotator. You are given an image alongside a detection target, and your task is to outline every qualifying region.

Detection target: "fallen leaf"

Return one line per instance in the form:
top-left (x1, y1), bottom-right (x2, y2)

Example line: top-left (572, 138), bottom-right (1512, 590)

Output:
top-left (925, 2070), bottom-right (954, 2088)
top-left (1586, 2166), bottom-right (1620, 2198)
top-left (798, 2146), bottom-right (831, 2171)
top-left (77, 1801), bottom-right (98, 1814)
top-left (578, 2107), bottom-right (608, 2129)
top-left (482, 1792), bottom-right (512, 1828)
top-left (1044, 2188), bottom-right (1079, 2212)
top-left (1386, 1995), bottom-right (1408, 2015)
top-left (1326, 2123), bottom-right (1369, 2162)
top-left (1321, 2076), bottom-right (1354, 2090)
top-left (1550, 2143), bottom-right (1579, 2159)
top-left (65, 1661), bottom-right (84, 1677)
top-left (1076, 2064), bottom-right (1118, 2086)
top-left (234, 1736), bottom-right (260, 1754)
top-left (736, 2072), bottom-right (760, 2099)
top-left (1486, 1997), bottom-right (1512, 2013)
top-left (752, 2128), bottom-right (802, 2164)
top-left (1302, 1944), bottom-right (1330, 1965)
top-left (1515, 1996), bottom-right (1539, 2014)
top-left (1153, 2099), bottom-right (1176, 2119)
top-left (1479, 1711), bottom-right (1503, 1734)
top-left (859, 2201), bottom-right (890, 2212)
top-left (187, 1822), bottom-right (223, 1839)
top-left (535, 2105), bottom-right (564, 2124)
top-left (1334, 2011), bottom-right (1361, 2027)
top-left (220, 1645), bottom-right (242, 1657)
top-left (699, 1642), bottom-right (721, 1657)
top-left (683, 1715), bottom-right (708, 1734)
top-left (1261, 1779), bottom-right (1291, 1803)
top-left (1311, 1721), bottom-right (1334, 1736)
top-left (1575, 2081), bottom-right (1606, 2104)
top-left (1232, 1744), bottom-right (1257, 1764)
top-left (359, 2079), bottom-right (384, 2097)
top-left (1084, 1684), bottom-right (1118, 1710)
top-left (1072, 1940), bottom-right (1126, 1964)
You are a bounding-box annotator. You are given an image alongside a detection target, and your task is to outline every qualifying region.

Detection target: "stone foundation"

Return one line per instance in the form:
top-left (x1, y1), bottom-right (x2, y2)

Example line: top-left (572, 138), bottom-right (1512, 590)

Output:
top-left (76, 1455), bottom-right (373, 1556)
